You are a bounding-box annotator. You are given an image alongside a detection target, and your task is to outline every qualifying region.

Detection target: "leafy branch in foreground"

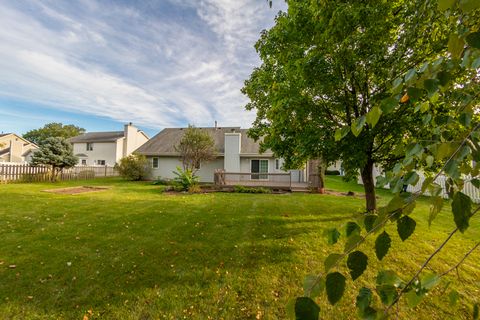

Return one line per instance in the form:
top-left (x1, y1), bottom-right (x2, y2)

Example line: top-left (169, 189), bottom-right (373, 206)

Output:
top-left (271, 0), bottom-right (480, 318)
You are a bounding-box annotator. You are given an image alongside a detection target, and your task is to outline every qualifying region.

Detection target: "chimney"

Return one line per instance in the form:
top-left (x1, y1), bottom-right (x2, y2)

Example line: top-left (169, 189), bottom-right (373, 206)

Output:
top-left (214, 121), bottom-right (217, 129)
top-left (224, 132), bottom-right (241, 172)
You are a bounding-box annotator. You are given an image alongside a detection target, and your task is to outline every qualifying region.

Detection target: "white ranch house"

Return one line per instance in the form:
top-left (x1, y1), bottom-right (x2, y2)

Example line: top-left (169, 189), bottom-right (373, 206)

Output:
top-left (134, 127), bottom-right (306, 185)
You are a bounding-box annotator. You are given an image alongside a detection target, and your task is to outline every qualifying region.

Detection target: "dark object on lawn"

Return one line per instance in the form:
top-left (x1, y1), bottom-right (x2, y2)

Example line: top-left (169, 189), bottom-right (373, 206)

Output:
top-left (347, 191), bottom-right (355, 196)
top-left (326, 170), bottom-right (341, 175)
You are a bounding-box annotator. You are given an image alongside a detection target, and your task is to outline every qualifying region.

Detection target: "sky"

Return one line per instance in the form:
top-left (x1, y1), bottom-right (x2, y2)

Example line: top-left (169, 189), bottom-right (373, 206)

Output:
top-left (0, 0), bottom-right (286, 137)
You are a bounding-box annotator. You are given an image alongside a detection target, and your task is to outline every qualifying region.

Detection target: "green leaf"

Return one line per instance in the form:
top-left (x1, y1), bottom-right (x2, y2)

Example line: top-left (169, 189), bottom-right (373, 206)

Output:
top-left (376, 270), bottom-right (403, 287)
top-left (391, 77), bottom-right (403, 94)
top-left (474, 303), bottom-right (479, 320)
top-left (451, 191), bottom-right (472, 233)
top-left (424, 79), bottom-right (440, 96)
top-left (448, 34), bottom-right (465, 59)
top-left (346, 221), bottom-right (361, 237)
top-left (406, 143), bottom-right (423, 158)
top-left (473, 57), bottom-right (480, 69)
top-left (335, 126), bottom-right (350, 141)
top-left (466, 32), bottom-right (480, 49)
top-left (459, 112), bottom-right (472, 127)
top-left (303, 275), bottom-right (325, 298)
top-left (363, 215), bottom-right (377, 232)
top-left (366, 106), bottom-right (382, 128)
top-left (324, 253), bottom-right (343, 272)
top-left (448, 290), bottom-right (459, 306)
top-left (356, 287), bottom-right (373, 312)
top-left (351, 116), bottom-right (366, 137)
top-left (405, 68), bottom-right (417, 84)
top-left (407, 87), bottom-right (423, 100)
top-left (347, 251), bottom-right (368, 281)
top-left (380, 97), bottom-right (398, 113)
top-left (377, 284), bottom-right (398, 305)
top-left (429, 196), bottom-right (444, 226)
top-left (294, 297), bottom-right (320, 320)
top-left (437, 71), bottom-right (451, 86)
top-left (405, 289), bottom-right (424, 308)
top-left (344, 234), bottom-right (363, 253)
top-left (326, 272), bottom-right (346, 305)
top-left (426, 155), bottom-right (434, 167)
top-left (397, 216), bottom-right (416, 241)
top-left (421, 273), bottom-right (440, 290)
top-left (386, 195), bottom-right (404, 212)
top-left (471, 179), bottom-right (480, 189)
top-left (438, 0), bottom-right (456, 11)
top-left (459, 0), bottom-right (480, 12)
top-left (325, 228), bottom-right (340, 245)
top-left (445, 159), bottom-right (460, 179)
top-left (375, 231), bottom-right (391, 261)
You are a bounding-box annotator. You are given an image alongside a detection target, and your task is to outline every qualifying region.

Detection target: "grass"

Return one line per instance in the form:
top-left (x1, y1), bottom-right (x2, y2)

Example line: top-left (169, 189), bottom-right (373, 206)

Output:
top-left (0, 176), bottom-right (478, 319)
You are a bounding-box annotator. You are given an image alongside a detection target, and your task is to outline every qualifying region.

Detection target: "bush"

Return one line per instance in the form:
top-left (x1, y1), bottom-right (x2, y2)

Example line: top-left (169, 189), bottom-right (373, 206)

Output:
top-left (116, 155), bottom-right (151, 181)
top-left (326, 170), bottom-right (341, 175)
top-left (152, 177), bottom-right (175, 186)
top-left (233, 185), bottom-right (272, 194)
top-left (173, 167), bottom-right (199, 191)
top-left (188, 184), bottom-right (202, 193)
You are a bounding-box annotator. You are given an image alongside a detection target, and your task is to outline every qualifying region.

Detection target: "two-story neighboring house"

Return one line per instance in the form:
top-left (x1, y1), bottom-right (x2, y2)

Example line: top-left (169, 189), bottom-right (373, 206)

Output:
top-left (68, 123), bottom-right (149, 166)
top-left (0, 133), bottom-right (38, 163)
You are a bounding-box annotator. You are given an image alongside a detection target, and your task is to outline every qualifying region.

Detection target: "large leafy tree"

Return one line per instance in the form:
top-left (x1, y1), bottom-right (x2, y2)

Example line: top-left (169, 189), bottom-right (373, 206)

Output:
top-left (31, 137), bottom-right (78, 181)
top-left (243, 0), bottom-right (454, 211)
top-left (259, 0), bottom-right (480, 318)
top-left (23, 122), bottom-right (85, 145)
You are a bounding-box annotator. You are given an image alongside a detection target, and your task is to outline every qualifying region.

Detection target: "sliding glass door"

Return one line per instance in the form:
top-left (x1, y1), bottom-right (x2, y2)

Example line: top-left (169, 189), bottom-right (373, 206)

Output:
top-left (251, 159), bottom-right (268, 179)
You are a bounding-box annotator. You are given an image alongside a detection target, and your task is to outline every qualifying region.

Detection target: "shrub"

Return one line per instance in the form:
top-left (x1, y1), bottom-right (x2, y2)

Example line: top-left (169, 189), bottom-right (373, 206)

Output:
top-left (173, 167), bottom-right (199, 191)
top-left (152, 178), bottom-right (174, 185)
top-left (326, 170), bottom-right (341, 175)
top-left (116, 155), bottom-right (151, 181)
top-left (188, 184), bottom-right (202, 193)
top-left (233, 185), bottom-right (272, 194)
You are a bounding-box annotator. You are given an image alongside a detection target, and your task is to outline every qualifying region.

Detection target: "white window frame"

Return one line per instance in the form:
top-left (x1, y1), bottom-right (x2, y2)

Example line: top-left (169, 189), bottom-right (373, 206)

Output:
top-left (250, 159), bottom-right (269, 180)
top-left (152, 157), bottom-right (159, 169)
top-left (86, 143), bottom-right (93, 151)
top-left (81, 159), bottom-right (87, 166)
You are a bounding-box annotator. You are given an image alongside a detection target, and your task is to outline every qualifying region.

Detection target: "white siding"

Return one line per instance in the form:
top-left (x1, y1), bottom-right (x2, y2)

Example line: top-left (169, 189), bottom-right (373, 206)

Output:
top-left (73, 142), bottom-right (118, 166)
top-left (224, 133), bottom-right (241, 172)
top-left (149, 156), bottom-right (224, 183)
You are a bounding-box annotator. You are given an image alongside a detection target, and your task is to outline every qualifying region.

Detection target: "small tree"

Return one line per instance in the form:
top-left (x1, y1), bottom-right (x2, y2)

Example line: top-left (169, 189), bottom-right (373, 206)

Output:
top-left (175, 126), bottom-right (216, 175)
top-left (116, 154), bottom-right (151, 181)
top-left (31, 137), bottom-right (78, 181)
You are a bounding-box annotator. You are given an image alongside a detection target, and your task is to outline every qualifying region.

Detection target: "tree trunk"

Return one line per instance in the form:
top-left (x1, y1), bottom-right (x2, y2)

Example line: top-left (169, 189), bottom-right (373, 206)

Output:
top-left (360, 159), bottom-right (376, 212)
top-left (318, 158), bottom-right (326, 194)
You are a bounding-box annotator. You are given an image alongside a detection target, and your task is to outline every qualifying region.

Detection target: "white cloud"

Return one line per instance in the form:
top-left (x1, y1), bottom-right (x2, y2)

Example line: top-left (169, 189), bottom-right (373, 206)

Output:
top-left (0, 0), bottom-right (286, 130)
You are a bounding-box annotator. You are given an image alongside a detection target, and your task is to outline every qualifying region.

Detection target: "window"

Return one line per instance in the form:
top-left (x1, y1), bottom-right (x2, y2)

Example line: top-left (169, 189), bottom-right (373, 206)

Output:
top-left (152, 157), bottom-right (159, 169)
top-left (97, 160), bottom-right (106, 166)
top-left (86, 143), bottom-right (93, 151)
top-left (81, 159), bottom-right (87, 166)
top-left (275, 159), bottom-right (280, 170)
top-left (251, 159), bottom-right (268, 180)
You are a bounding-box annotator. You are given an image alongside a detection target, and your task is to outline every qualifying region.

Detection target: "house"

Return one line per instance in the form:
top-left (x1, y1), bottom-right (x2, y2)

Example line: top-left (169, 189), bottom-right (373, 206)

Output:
top-left (0, 133), bottom-right (38, 163)
top-left (134, 126), bottom-right (305, 184)
top-left (68, 123), bottom-right (149, 166)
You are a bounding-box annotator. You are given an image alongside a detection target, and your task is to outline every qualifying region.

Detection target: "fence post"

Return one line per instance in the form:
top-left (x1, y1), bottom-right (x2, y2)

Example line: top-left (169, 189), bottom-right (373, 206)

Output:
top-left (105, 165), bottom-right (107, 177)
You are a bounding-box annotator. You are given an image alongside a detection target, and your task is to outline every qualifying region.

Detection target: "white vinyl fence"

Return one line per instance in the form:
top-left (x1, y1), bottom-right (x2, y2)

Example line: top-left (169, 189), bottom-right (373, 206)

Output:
top-left (360, 169), bottom-right (480, 203)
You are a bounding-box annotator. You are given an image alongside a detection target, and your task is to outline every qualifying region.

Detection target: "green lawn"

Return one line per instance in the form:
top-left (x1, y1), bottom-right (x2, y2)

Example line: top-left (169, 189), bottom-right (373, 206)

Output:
top-left (0, 176), bottom-right (478, 319)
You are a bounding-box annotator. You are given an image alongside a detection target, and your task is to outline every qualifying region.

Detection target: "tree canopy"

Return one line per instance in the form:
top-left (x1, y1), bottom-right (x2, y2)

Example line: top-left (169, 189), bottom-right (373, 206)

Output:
top-left (243, 0), bottom-right (455, 211)
top-left (31, 137), bottom-right (78, 181)
top-left (175, 126), bottom-right (216, 175)
top-left (23, 122), bottom-right (85, 145)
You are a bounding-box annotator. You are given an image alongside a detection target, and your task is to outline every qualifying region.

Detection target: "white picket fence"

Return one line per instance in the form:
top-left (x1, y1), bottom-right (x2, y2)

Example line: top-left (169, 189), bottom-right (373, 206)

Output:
top-left (360, 169), bottom-right (480, 203)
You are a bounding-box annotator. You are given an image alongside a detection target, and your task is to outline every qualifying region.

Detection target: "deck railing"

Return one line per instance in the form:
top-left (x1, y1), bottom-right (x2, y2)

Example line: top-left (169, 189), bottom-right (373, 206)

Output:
top-left (214, 170), bottom-right (292, 189)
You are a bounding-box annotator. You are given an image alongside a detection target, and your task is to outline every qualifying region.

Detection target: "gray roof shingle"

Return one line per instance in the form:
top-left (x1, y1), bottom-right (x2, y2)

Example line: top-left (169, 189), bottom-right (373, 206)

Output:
top-left (135, 127), bottom-right (271, 156)
top-left (68, 131), bottom-right (125, 143)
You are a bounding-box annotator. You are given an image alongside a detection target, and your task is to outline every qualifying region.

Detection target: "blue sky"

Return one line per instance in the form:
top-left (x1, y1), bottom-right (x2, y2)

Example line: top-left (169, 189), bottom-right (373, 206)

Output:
top-left (0, 0), bottom-right (286, 137)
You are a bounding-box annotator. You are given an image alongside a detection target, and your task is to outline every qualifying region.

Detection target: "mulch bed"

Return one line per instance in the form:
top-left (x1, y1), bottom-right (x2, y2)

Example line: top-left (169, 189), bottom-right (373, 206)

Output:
top-left (43, 186), bottom-right (110, 195)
